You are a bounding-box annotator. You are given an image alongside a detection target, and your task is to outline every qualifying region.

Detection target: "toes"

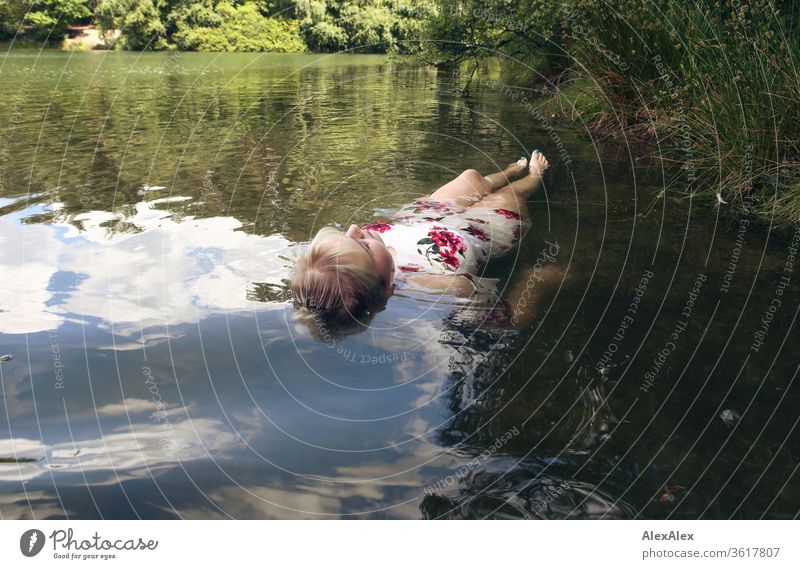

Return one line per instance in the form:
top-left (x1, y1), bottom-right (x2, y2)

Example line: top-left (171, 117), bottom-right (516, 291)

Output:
top-left (526, 151), bottom-right (549, 175)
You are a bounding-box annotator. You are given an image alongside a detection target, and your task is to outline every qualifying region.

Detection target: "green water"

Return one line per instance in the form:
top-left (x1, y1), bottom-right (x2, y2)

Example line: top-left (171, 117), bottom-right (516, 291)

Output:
top-left (0, 51), bottom-right (797, 519)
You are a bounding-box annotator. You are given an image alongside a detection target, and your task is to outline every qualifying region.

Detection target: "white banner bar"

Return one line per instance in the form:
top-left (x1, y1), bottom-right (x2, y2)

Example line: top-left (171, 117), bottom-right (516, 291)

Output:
top-left (1, 521), bottom-right (797, 568)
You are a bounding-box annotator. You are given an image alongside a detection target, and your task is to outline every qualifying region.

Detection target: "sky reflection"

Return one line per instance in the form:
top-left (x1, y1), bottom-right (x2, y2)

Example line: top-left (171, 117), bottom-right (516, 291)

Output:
top-left (0, 195), bottom-right (291, 338)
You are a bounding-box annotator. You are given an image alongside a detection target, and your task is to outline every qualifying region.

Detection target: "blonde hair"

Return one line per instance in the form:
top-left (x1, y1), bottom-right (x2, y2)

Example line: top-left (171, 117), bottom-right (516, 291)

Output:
top-left (291, 226), bottom-right (387, 324)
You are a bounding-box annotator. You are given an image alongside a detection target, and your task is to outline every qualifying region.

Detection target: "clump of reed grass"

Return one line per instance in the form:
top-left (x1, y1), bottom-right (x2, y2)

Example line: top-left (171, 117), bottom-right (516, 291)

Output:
top-left (556, 0), bottom-right (800, 225)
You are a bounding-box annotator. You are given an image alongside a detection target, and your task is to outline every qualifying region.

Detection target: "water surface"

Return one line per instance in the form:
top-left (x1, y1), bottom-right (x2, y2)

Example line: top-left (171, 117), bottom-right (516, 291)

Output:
top-left (0, 51), bottom-right (798, 519)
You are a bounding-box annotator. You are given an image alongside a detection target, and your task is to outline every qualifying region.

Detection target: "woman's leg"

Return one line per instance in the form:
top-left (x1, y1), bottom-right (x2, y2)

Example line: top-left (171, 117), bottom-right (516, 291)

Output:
top-left (469, 151), bottom-right (549, 215)
top-left (484, 156), bottom-right (529, 191)
top-left (426, 158), bottom-right (528, 206)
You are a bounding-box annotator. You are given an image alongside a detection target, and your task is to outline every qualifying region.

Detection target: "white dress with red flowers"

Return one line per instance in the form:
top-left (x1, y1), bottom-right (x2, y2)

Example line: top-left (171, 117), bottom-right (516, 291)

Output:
top-left (362, 198), bottom-right (530, 276)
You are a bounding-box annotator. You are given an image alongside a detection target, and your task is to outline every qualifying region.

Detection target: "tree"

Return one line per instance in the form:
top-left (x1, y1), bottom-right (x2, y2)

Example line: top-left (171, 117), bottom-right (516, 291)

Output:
top-left (96, 0), bottom-right (167, 49)
top-left (170, 1), bottom-right (306, 52)
top-left (295, 0), bottom-right (434, 53)
top-left (418, 0), bottom-right (567, 73)
top-left (0, 0), bottom-right (91, 40)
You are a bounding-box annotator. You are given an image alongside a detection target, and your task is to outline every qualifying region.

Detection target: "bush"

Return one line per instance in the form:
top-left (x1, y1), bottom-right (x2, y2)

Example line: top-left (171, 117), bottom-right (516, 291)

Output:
top-left (96, 0), bottom-right (167, 50)
top-left (171, 2), bottom-right (307, 52)
top-left (302, 20), bottom-right (348, 52)
top-left (1, 0), bottom-right (90, 41)
top-left (297, 0), bottom-right (433, 54)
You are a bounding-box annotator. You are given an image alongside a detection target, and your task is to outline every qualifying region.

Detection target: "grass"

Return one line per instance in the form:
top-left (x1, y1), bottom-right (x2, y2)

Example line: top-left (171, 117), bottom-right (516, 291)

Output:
top-left (546, 0), bottom-right (800, 226)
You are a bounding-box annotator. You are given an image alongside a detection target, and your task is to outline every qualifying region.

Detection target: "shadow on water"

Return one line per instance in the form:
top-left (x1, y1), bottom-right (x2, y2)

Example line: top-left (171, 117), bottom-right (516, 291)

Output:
top-left (0, 52), bottom-right (798, 519)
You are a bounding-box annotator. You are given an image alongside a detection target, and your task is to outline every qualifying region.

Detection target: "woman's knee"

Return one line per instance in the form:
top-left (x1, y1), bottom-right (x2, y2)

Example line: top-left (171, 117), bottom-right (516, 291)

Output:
top-left (458, 169), bottom-right (490, 192)
top-left (459, 168), bottom-right (482, 181)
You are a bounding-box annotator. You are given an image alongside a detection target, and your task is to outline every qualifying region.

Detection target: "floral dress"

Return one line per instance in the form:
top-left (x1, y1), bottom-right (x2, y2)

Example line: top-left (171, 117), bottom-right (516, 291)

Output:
top-left (362, 198), bottom-right (530, 276)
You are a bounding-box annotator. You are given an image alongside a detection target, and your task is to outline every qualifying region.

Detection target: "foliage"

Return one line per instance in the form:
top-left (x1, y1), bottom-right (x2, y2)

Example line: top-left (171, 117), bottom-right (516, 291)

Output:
top-left (554, 0), bottom-right (800, 223)
top-left (96, 0), bottom-right (167, 49)
top-left (4, 0), bottom-right (433, 53)
top-left (417, 0), bottom-right (568, 75)
top-left (302, 19), bottom-right (348, 52)
top-left (171, 1), bottom-right (306, 52)
top-left (94, 0), bottom-right (305, 51)
top-left (0, 1), bottom-right (24, 39)
top-left (295, 0), bottom-right (434, 53)
top-left (0, 0), bottom-right (90, 41)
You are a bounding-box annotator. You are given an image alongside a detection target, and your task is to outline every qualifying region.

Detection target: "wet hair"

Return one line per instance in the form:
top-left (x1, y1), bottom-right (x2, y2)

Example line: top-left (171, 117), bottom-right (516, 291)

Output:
top-left (291, 226), bottom-right (388, 338)
top-left (295, 303), bottom-right (379, 342)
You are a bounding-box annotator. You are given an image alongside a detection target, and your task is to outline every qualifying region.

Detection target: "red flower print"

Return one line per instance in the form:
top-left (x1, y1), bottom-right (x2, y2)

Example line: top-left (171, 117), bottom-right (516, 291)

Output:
top-left (362, 222), bottom-right (393, 233)
top-left (463, 224), bottom-right (489, 241)
top-left (398, 264), bottom-right (422, 272)
top-left (416, 226), bottom-right (467, 271)
top-left (439, 251), bottom-right (459, 267)
top-left (429, 226), bottom-right (466, 254)
top-left (495, 208), bottom-right (522, 220)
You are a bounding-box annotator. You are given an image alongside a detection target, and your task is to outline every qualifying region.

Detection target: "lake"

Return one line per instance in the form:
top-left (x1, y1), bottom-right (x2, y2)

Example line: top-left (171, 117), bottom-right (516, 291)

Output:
top-left (0, 51), bottom-right (798, 519)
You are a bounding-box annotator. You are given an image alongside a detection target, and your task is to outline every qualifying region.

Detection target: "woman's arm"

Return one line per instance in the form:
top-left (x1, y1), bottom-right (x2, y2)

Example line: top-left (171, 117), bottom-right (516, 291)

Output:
top-left (400, 274), bottom-right (476, 298)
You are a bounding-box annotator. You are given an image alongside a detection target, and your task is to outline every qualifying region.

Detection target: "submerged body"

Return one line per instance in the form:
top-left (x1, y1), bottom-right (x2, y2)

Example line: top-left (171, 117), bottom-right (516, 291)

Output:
top-left (292, 151), bottom-right (554, 333)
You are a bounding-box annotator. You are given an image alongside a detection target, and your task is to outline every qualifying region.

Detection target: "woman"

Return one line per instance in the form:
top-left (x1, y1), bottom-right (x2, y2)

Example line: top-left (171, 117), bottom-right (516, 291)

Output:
top-left (291, 150), bottom-right (551, 332)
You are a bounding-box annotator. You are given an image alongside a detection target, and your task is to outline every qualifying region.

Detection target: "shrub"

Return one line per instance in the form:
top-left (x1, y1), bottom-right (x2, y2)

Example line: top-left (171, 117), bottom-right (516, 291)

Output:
top-left (302, 19), bottom-right (348, 52)
top-left (1, 0), bottom-right (91, 41)
top-left (171, 1), bottom-right (307, 52)
top-left (297, 0), bottom-right (433, 54)
top-left (96, 0), bottom-right (167, 50)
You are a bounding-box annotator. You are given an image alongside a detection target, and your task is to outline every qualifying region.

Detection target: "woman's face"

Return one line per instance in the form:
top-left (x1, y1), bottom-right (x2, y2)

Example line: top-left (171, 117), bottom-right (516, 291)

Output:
top-left (345, 224), bottom-right (395, 295)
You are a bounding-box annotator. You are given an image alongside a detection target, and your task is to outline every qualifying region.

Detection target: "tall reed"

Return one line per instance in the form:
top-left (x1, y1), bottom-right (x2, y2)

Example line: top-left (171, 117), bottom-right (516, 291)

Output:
top-left (557, 0), bottom-right (800, 224)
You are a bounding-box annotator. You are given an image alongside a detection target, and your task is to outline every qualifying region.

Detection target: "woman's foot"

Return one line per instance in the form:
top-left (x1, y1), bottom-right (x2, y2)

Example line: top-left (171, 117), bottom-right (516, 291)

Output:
top-left (505, 156), bottom-right (529, 177)
top-left (527, 150), bottom-right (550, 180)
top-left (482, 151), bottom-right (549, 201)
